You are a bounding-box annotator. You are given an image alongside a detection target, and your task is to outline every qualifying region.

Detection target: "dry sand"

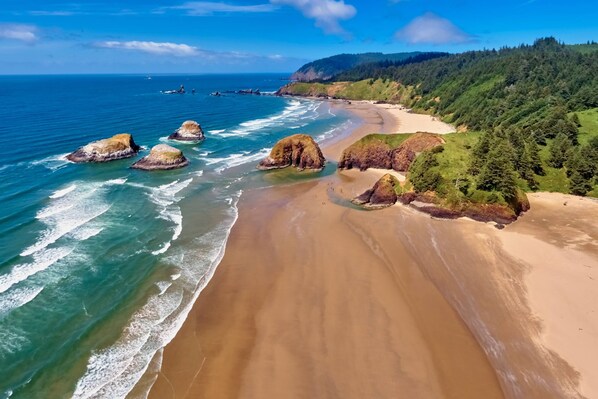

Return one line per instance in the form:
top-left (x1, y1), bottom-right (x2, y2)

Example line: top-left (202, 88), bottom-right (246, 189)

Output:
top-left (147, 101), bottom-right (597, 399)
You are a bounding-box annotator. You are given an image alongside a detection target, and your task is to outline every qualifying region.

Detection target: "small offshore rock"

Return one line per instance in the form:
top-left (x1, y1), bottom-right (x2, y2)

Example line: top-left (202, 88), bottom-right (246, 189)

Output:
top-left (131, 144), bottom-right (188, 171)
top-left (66, 133), bottom-right (140, 163)
top-left (168, 120), bottom-right (205, 142)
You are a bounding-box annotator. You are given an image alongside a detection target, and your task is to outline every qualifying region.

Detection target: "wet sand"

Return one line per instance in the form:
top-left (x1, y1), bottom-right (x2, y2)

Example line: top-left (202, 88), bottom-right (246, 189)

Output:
top-left (148, 101), bottom-right (597, 399)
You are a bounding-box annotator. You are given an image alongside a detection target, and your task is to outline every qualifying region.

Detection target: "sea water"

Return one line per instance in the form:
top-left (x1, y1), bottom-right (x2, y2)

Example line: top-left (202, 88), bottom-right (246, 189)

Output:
top-left (0, 74), bottom-right (357, 398)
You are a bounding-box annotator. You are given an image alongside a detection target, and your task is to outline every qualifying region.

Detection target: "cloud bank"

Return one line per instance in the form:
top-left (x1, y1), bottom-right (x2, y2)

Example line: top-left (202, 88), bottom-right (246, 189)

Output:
top-left (395, 13), bottom-right (474, 44)
top-left (0, 24), bottom-right (39, 42)
top-left (95, 41), bottom-right (200, 56)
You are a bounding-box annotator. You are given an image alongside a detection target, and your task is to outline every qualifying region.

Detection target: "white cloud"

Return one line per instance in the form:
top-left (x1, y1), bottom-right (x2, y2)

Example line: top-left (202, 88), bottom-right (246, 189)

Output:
top-left (0, 24), bottom-right (38, 42)
top-left (170, 2), bottom-right (276, 15)
top-left (270, 0), bottom-right (356, 36)
top-left (95, 41), bottom-right (200, 56)
top-left (394, 13), bottom-right (474, 45)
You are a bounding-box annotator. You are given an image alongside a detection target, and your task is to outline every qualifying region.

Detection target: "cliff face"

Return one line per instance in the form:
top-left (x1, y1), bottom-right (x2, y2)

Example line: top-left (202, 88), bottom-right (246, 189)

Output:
top-left (66, 133), bottom-right (140, 163)
top-left (339, 132), bottom-right (445, 172)
top-left (257, 134), bottom-right (325, 171)
top-left (131, 144), bottom-right (188, 171)
top-left (168, 120), bottom-right (205, 142)
top-left (352, 174), bottom-right (400, 209)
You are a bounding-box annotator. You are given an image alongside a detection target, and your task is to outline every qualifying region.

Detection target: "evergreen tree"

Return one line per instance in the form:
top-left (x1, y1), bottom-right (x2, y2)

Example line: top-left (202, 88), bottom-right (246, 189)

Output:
top-left (526, 139), bottom-right (544, 175)
top-left (469, 130), bottom-right (494, 175)
top-left (547, 133), bottom-right (571, 168)
top-left (519, 144), bottom-right (538, 190)
top-left (570, 172), bottom-right (593, 196)
top-left (570, 113), bottom-right (581, 127)
top-left (477, 140), bottom-right (518, 199)
top-left (409, 151), bottom-right (441, 193)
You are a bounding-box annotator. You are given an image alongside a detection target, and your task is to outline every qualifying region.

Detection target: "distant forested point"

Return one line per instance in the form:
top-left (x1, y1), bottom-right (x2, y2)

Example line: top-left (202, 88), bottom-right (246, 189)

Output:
top-left (291, 52), bottom-right (448, 82)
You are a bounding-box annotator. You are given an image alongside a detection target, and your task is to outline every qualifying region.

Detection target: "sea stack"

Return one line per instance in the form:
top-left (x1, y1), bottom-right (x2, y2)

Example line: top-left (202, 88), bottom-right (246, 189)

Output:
top-left (257, 134), bottom-right (325, 171)
top-left (131, 144), bottom-right (188, 170)
top-left (66, 133), bottom-right (140, 163)
top-left (352, 173), bottom-right (400, 209)
top-left (168, 120), bottom-right (205, 142)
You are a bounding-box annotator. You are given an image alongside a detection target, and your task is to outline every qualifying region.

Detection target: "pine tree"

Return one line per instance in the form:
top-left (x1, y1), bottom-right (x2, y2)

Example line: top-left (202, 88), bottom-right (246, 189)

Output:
top-left (469, 130), bottom-right (494, 175)
top-left (570, 113), bottom-right (581, 127)
top-left (548, 133), bottom-right (571, 168)
top-left (477, 140), bottom-right (518, 200)
top-left (570, 172), bottom-right (592, 196)
top-left (526, 139), bottom-right (544, 175)
top-left (409, 151), bottom-right (441, 193)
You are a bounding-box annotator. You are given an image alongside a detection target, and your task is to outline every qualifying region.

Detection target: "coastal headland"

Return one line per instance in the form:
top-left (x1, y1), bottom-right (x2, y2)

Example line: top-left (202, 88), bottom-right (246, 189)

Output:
top-left (147, 101), bottom-right (598, 399)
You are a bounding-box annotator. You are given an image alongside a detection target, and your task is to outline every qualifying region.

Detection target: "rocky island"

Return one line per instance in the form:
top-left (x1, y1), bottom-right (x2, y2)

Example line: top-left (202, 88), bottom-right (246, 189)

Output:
top-left (168, 120), bottom-right (205, 142)
top-left (131, 144), bottom-right (188, 170)
top-left (66, 133), bottom-right (140, 163)
top-left (352, 173), bottom-right (400, 209)
top-left (257, 134), bottom-right (325, 171)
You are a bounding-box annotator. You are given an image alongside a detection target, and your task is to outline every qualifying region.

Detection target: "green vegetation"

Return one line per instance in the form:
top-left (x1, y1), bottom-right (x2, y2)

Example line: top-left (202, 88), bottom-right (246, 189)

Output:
top-left (279, 79), bottom-right (413, 103)
top-left (287, 38), bottom-right (598, 200)
top-left (292, 52), bottom-right (446, 82)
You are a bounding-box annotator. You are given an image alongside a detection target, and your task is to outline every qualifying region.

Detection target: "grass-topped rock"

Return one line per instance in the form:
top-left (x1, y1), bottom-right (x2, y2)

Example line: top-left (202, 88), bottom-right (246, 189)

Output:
top-left (131, 144), bottom-right (188, 171)
top-left (67, 133), bottom-right (140, 163)
top-left (257, 134), bottom-right (325, 171)
top-left (168, 120), bottom-right (205, 142)
top-left (338, 132), bottom-right (445, 172)
top-left (352, 173), bottom-right (401, 209)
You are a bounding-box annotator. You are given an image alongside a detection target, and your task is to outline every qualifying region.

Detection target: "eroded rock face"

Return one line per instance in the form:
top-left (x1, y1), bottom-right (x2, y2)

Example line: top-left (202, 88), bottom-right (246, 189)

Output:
top-left (392, 133), bottom-right (445, 171)
top-left (66, 134), bottom-right (140, 163)
top-left (168, 120), bottom-right (205, 142)
top-left (131, 144), bottom-right (188, 171)
top-left (338, 132), bottom-right (445, 172)
top-left (338, 139), bottom-right (392, 171)
top-left (257, 134), bottom-right (325, 171)
top-left (352, 174), bottom-right (400, 209)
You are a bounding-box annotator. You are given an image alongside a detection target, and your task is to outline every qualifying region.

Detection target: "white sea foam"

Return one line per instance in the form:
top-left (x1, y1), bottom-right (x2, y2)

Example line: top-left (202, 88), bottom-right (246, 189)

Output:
top-left (49, 184), bottom-right (77, 199)
top-left (31, 153), bottom-right (71, 171)
top-left (147, 178), bottom-right (192, 255)
top-left (0, 247), bottom-right (74, 294)
top-left (207, 129), bottom-right (225, 134)
top-left (73, 192), bottom-right (242, 399)
top-left (0, 286), bottom-right (44, 317)
top-left (200, 148), bottom-right (270, 174)
top-left (214, 99), bottom-right (318, 138)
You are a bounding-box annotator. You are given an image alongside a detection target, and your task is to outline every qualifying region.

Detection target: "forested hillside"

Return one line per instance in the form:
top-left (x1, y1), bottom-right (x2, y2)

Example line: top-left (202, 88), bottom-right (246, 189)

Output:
top-left (290, 51), bottom-right (446, 82)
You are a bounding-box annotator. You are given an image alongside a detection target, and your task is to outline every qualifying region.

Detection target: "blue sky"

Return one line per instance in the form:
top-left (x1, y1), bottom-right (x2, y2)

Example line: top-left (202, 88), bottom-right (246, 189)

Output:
top-left (0, 0), bottom-right (596, 74)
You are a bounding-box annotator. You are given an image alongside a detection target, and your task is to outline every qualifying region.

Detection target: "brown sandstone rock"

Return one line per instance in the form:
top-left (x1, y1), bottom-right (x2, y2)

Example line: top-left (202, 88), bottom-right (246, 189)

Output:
top-left (66, 133), bottom-right (140, 163)
top-left (257, 134), bottom-right (325, 171)
top-left (168, 120), bottom-right (205, 142)
top-left (131, 144), bottom-right (188, 171)
top-left (352, 174), bottom-right (400, 209)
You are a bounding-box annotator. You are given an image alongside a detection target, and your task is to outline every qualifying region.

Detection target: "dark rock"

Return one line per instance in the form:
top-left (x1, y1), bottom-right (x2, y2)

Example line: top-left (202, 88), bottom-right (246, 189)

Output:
top-left (352, 174), bottom-right (400, 209)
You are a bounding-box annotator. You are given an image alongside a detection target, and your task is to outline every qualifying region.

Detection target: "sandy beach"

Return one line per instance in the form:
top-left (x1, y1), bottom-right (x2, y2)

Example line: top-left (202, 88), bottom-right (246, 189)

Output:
top-left (147, 101), bottom-right (598, 399)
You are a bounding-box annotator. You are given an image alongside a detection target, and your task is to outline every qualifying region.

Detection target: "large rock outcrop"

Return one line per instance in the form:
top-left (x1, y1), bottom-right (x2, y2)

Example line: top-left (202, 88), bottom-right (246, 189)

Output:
top-left (352, 174), bottom-right (400, 209)
top-left (168, 120), bottom-right (205, 142)
top-left (392, 133), bottom-right (445, 171)
top-left (257, 134), bottom-right (325, 171)
top-left (338, 132), bottom-right (445, 172)
top-left (131, 144), bottom-right (188, 171)
top-left (66, 134), bottom-right (140, 163)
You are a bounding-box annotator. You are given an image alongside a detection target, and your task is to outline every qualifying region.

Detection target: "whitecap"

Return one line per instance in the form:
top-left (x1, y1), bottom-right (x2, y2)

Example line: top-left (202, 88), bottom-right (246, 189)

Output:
top-left (49, 184), bottom-right (77, 199)
top-left (0, 247), bottom-right (74, 294)
top-left (0, 286), bottom-right (44, 317)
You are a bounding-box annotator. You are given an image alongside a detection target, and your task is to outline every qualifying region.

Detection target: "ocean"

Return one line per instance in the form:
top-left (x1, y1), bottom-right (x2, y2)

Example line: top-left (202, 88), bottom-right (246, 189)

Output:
top-left (0, 74), bottom-right (357, 398)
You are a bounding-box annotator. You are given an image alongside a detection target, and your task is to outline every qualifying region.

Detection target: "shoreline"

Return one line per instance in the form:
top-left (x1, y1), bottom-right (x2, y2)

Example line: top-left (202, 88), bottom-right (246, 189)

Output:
top-left (147, 100), bottom-right (597, 398)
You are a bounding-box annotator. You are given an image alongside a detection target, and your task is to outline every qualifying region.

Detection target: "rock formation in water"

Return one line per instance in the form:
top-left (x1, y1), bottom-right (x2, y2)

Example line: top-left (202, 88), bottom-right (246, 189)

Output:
top-left (338, 132), bottom-right (445, 172)
top-left (352, 173), bottom-right (400, 209)
top-left (131, 144), bottom-right (188, 170)
top-left (168, 120), bottom-right (205, 142)
top-left (66, 133), bottom-right (140, 163)
top-left (257, 134), bottom-right (325, 171)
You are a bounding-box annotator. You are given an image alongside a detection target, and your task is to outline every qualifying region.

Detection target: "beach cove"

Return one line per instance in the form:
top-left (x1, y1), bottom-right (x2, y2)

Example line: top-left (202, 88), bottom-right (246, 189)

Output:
top-left (148, 101), bottom-right (598, 399)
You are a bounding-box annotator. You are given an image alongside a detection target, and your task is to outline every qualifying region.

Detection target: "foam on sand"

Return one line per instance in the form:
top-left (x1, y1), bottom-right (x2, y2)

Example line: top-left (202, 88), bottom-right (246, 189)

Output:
top-left (73, 192), bottom-right (242, 399)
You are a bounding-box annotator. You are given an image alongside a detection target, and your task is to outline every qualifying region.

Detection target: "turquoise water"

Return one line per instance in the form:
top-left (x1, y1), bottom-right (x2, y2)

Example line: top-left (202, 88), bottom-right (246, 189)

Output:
top-left (0, 74), bottom-right (356, 398)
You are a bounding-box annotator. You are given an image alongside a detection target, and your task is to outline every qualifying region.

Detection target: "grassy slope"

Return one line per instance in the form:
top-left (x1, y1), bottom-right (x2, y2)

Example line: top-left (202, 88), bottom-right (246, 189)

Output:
top-left (283, 79), bottom-right (412, 103)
